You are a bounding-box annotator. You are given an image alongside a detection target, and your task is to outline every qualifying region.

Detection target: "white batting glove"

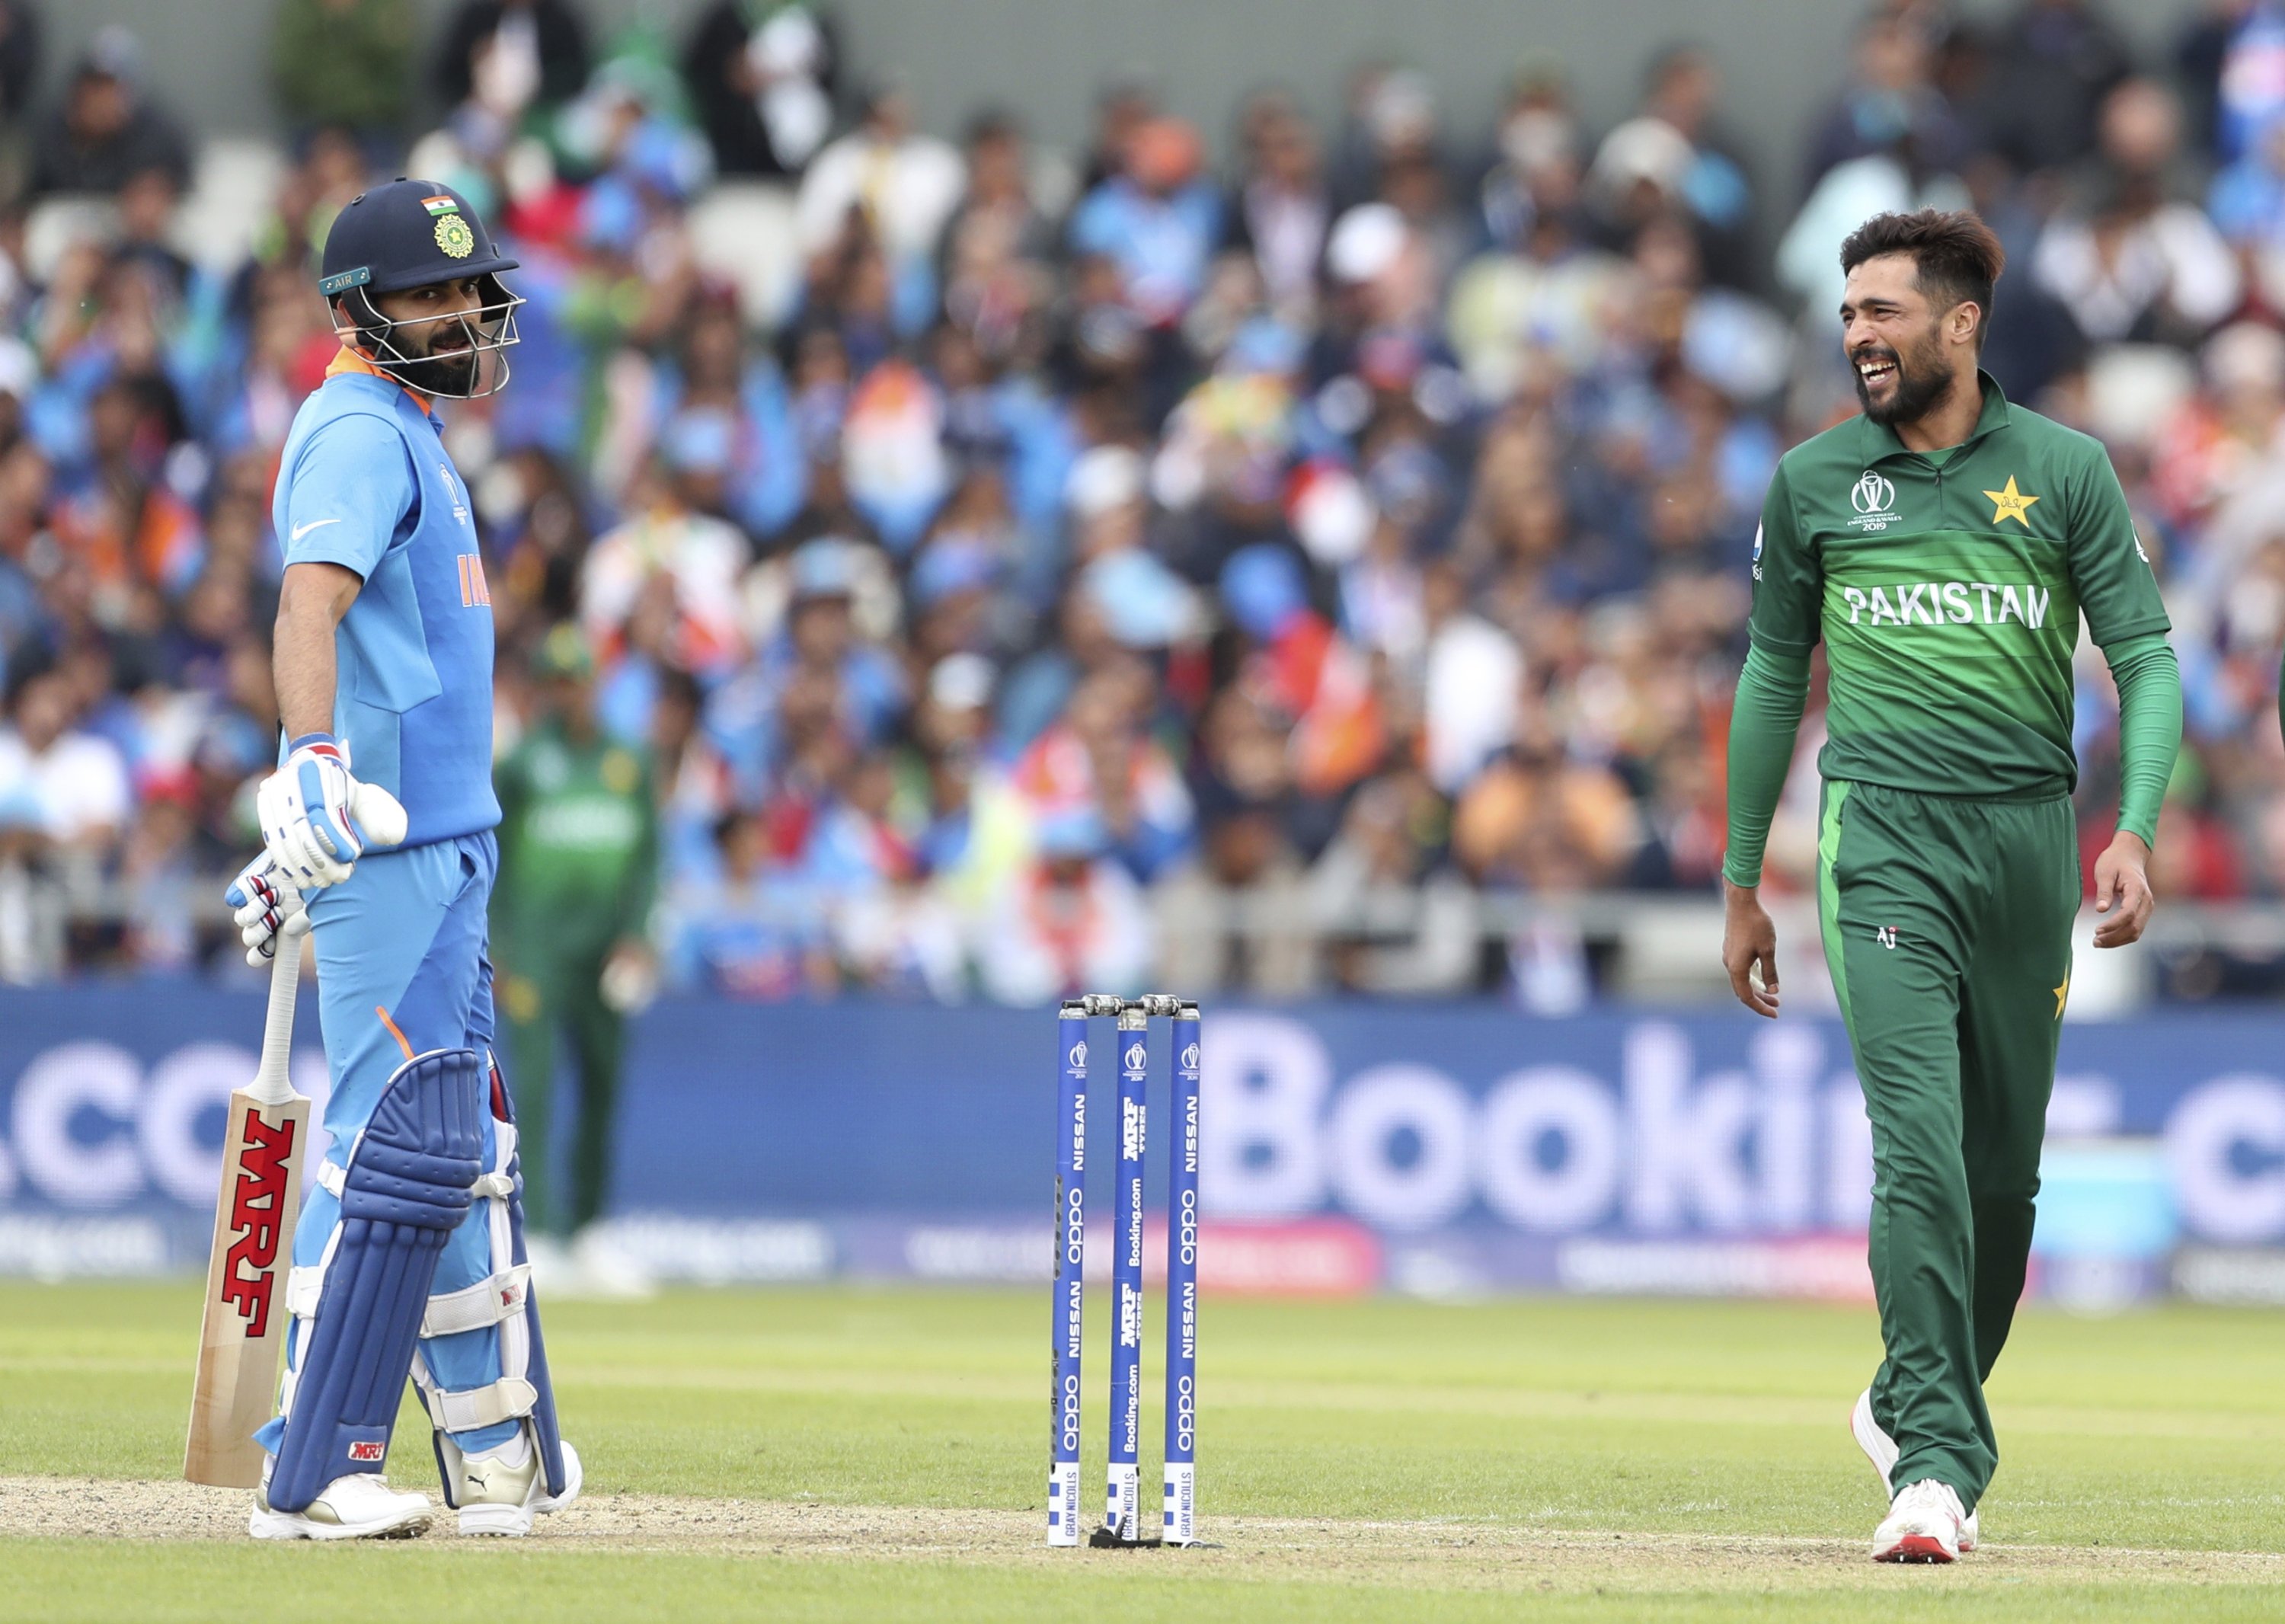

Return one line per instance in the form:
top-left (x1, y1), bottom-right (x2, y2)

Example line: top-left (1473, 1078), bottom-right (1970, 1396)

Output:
top-left (255, 732), bottom-right (366, 890)
top-left (224, 852), bottom-right (311, 967)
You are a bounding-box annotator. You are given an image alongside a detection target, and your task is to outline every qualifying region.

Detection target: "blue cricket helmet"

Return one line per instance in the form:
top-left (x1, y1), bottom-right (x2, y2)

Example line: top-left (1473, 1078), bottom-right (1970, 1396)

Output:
top-left (320, 178), bottom-right (518, 297)
top-left (318, 179), bottom-right (523, 398)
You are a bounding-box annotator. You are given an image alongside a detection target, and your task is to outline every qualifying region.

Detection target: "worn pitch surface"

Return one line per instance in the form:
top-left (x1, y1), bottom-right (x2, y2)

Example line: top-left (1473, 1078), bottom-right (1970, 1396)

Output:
top-left (4, 1284), bottom-right (2282, 1620)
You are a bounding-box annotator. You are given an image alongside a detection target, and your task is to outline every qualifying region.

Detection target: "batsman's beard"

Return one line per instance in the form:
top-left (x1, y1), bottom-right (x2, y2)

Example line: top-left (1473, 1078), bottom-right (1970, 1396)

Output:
top-left (385, 330), bottom-right (480, 396)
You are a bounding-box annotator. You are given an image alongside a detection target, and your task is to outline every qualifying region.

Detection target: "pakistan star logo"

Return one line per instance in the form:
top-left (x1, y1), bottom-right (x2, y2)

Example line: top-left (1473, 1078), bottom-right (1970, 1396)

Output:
top-left (1983, 475), bottom-right (2040, 528)
top-left (434, 213), bottom-right (476, 259)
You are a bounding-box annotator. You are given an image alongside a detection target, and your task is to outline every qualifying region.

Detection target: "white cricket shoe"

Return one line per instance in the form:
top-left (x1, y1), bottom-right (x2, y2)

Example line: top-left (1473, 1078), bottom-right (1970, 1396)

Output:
top-left (522, 1232), bottom-right (581, 1296)
top-left (455, 1433), bottom-right (583, 1537)
top-left (571, 1226), bottom-right (657, 1300)
top-left (1873, 1478), bottom-right (1967, 1563)
top-left (250, 1468), bottom-right (432, 1540)
top-left (1851, 1389), bottom-right (1977, 1550)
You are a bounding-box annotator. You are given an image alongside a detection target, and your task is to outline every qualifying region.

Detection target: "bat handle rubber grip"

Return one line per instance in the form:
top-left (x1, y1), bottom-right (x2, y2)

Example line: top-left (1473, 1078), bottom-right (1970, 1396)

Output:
top-left (248, 932), bottom-right (304, 1108)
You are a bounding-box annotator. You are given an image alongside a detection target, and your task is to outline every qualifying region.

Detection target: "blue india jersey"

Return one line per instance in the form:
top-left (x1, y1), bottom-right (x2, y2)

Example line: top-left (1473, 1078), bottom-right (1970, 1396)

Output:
top-left (272, 356), bottom-right (498, 846)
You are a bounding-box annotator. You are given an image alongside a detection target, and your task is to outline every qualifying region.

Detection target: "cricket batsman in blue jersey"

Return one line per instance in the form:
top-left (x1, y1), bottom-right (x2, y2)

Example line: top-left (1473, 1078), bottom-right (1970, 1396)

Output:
top-left (222, 179), bottom-right (581, 1539)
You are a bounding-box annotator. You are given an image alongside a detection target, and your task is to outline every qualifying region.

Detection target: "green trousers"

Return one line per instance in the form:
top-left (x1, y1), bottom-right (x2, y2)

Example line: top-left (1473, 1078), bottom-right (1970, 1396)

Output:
top-left (498, 952), bottom-right (627, 1239)
top-left (1817, 780), bottom-right (2077, 1513)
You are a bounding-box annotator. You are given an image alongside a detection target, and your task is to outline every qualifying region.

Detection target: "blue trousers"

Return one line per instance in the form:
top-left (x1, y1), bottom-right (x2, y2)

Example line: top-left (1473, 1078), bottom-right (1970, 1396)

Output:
top-left (281, 833), bottom-right (517, 1454)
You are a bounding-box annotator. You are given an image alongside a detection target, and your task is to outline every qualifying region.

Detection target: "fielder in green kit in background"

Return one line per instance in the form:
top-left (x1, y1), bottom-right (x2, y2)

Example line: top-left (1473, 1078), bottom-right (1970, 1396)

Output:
top-left (493, 625), bottom-right (660, 1296)
top-left (1720, 211), bottom-right (2182, 1565)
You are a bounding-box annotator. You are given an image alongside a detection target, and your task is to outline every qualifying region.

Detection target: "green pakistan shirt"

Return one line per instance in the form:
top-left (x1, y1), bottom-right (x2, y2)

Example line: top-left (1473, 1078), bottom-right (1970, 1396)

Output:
top-left (1749, 372), bottom-right (2171, 801)
top-left (493, 721), bottom-right (660, 964)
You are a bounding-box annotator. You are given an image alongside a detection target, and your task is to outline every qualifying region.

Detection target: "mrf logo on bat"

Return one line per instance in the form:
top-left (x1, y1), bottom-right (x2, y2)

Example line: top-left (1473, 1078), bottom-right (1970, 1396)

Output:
top-left (216, 1108), bottom-right (299, 1338)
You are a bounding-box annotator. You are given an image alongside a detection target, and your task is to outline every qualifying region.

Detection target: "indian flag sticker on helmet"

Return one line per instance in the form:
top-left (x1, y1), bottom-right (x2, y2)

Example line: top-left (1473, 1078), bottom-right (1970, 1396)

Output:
top-left (421, 194), bottom-right (458, 216)
top-left (435, 213), bottom-right (476, 258)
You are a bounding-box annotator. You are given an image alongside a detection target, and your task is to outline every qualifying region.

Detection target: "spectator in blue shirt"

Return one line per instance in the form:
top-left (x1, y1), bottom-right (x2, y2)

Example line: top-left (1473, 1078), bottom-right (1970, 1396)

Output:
top-left (2210, 109), bottom-right (2285, 260)
top-left (1069, 117), bottom-right (1222, 329)
top-left (666, 807), bottom-right (833, 997)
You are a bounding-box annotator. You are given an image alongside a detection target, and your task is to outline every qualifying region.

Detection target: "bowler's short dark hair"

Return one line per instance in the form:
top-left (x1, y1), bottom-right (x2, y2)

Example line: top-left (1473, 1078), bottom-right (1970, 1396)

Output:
top-left (1839, 209), bottom-right (2006, 348)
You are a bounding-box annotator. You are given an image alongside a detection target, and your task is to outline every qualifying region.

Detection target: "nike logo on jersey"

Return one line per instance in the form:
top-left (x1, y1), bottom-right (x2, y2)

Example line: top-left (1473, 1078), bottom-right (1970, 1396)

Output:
top-left (290, 518), bottom-right (340, 542)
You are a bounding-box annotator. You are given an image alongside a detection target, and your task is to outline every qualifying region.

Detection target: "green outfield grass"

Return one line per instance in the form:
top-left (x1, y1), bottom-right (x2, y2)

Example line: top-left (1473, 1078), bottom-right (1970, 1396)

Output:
top-left (4, 1282), bottom-right (2283, 1620)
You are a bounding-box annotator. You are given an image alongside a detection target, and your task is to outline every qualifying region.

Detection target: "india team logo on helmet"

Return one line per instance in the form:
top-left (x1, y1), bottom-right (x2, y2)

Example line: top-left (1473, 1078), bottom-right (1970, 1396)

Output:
top-left (418, 190), bottom-right (478, 257)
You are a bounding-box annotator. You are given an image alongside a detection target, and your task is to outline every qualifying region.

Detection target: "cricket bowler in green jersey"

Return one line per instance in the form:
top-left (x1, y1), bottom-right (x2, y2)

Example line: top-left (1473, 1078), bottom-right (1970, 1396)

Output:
top-left (492, 626), bottom-right (659, 1291)
top-left (1720, 212), bottom-right (2181, 1564)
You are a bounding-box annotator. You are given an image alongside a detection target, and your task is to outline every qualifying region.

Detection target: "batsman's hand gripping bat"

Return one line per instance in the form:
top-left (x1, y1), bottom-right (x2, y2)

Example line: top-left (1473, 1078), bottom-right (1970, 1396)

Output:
top-left (184, 782), bottom-right (407, 1488)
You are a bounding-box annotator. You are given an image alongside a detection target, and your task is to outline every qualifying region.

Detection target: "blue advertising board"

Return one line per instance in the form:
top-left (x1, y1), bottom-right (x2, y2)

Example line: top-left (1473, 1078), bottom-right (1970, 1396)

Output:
top-left (2, 988), bottom-right (2281, 1296)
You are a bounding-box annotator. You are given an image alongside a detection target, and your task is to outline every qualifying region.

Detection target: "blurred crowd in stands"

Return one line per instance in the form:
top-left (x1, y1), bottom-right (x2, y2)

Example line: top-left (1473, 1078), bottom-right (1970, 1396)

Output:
top-left (0, 0), bottom-right (2283, 1000)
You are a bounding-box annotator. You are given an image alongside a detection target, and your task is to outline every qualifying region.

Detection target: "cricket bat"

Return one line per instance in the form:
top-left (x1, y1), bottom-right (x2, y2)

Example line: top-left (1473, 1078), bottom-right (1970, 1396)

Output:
top-left (184, 783), bottom-right (408, 1488)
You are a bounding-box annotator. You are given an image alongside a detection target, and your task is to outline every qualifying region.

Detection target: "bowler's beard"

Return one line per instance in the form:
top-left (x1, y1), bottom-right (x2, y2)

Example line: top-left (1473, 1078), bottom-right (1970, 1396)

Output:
top-left (1854, 327), bottom-right (1957, 426)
